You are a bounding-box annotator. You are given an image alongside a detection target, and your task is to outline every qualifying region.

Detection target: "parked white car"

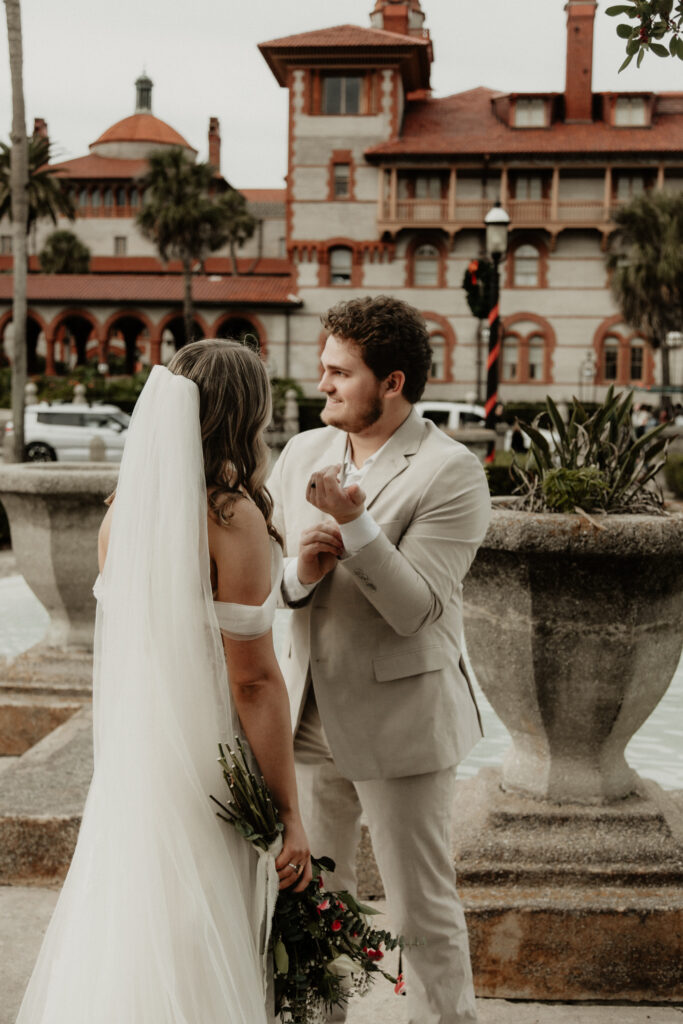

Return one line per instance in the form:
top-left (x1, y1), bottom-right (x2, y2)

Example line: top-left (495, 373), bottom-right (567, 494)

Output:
top-left (5, 403), bottom-right (130, 462)
top-left (414, 401), bottom-right (486, 430)
top-left (414, 400), bottom-right (555, 451)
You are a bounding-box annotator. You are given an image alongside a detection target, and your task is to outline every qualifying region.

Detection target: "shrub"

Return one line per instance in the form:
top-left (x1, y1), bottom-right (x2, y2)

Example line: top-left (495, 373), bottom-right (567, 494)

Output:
top-left (664, 453), bottom-right (683, 499)
top-left (513, 387), bottom-right (668, 514)
top-left (485, 451), bottom-right (520, 496)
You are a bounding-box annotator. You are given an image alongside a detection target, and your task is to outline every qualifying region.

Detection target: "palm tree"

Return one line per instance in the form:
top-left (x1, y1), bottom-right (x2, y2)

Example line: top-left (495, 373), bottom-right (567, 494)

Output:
top-left (0, 134), bottom-right (75, 249)
top-left (217, 188), bottom-right (257, 276)
top-left (608, 189), bottom-right (683, 389)
top-left (3, 0), bottom-right (29, 463)
top-left (136, 148), bottom-right (230, 346)
top-left (39, 229), bottom-right (90, 273)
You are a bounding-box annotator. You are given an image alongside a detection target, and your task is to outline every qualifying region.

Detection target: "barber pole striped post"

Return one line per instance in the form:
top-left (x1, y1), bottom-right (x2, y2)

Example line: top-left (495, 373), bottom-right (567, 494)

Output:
top-left (483, 258), bottom-right (502, 464)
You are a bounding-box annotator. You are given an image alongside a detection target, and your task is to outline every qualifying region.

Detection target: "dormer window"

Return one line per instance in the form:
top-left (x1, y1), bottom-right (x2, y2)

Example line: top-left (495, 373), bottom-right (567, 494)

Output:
top-left (322, 75), bottom-right (362, 115)
top-left (614, 97), bottom-right (647, 126)
top-left (514, 98), bottom-right (546, 127)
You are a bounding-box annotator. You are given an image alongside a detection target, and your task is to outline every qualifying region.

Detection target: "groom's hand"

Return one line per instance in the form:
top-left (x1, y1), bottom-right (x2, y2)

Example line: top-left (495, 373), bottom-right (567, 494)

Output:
top-left (306, 464), bottom-right (366, 525)
top-left (297, 522), bottom-right (344, 585)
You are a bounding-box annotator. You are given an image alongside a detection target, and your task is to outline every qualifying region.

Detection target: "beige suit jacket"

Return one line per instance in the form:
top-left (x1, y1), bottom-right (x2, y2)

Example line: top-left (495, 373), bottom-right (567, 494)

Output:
top-left (268, 409), bottom-right (491, 781)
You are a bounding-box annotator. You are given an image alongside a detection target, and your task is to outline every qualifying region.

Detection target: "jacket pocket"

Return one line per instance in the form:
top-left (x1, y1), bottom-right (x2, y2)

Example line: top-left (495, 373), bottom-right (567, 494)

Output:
top-left (373, 645), bottom-right (444, 683)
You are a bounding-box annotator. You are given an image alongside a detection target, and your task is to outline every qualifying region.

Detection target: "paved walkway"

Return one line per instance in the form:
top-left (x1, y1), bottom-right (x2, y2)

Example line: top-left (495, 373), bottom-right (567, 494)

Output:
top-left (1, 886), bottom-right (681, 1024)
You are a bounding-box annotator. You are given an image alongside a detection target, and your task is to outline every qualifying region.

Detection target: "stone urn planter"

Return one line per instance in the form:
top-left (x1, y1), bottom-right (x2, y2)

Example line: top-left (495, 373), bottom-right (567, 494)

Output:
top-left (0, 463), bottom-right (118, 651)
top-left (463, 505), bottom-right (683, 804)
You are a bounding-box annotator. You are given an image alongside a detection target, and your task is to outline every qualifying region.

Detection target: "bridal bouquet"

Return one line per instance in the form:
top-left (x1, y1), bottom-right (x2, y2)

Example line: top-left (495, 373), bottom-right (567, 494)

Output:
top-left (211, 740), bottom-right (404, 1024)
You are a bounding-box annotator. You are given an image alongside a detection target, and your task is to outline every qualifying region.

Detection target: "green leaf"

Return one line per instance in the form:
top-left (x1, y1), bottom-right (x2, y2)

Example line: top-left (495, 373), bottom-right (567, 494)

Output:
top-left (650, 41), bottom-right (670, 54)
top-left (617, 20), bottom-right (637, 34)
top-left (627, 35), bottom-right (642, 53)
top-left (606, 2), bottom-right (639, 12)
top-left (619, 52), bottom-right (635, 70)
top-left (274, 939), bottom-right (289, 975)
top-left (637, 45), bottom-right (646, 64)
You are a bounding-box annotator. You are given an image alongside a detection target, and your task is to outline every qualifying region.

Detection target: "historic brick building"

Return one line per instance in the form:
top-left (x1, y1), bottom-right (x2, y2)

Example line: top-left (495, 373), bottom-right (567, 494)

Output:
top-left (1, 0), bottom-right (682, 400)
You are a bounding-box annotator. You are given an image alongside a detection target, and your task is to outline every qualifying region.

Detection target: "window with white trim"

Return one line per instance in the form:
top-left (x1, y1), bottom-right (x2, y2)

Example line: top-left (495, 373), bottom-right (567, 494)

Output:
top-left (322, 76), bottom-right (362, 115)
top-left (615, 97), bottom-right (647, 126)
top-left (514, 98), bottom-right (546, 127)
top-left (429, 333), bottom-right (446, 379)
top-left (0, 235), bottom-right (12, 255)
top-left (333, 163), bottom-right (350, 198)
top-left (502, 336), bottom-right (519, 380)
top-left (329, 247), bottom-right (352, 285)
top-left (528, 335), bottom-right (545, 380)
top-left (603, 336), bottom-right (619, 380)
top-left (414, 244), bottom-right (440, 286)
top-left (513, 244), bottom-right (540, 287)
top-left (114, 236), bottom-right (127, 256)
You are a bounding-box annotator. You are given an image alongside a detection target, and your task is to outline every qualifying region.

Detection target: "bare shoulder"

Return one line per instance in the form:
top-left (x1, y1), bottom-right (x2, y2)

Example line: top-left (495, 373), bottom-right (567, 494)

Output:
top-left (208, 496), bottom-right (272, 605)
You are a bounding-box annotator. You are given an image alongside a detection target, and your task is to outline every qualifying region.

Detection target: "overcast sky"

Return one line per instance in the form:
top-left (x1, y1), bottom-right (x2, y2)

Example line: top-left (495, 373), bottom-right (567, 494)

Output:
top-left (2, 0), bottom-right (681, 189)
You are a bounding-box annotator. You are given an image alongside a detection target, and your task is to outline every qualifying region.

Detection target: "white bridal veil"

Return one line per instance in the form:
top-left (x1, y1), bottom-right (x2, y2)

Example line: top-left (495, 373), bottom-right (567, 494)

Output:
top-left (17, 366), bottom-right (269, 1024)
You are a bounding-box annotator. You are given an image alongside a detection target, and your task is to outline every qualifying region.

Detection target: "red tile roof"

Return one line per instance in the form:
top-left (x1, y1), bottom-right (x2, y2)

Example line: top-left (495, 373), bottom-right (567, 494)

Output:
top-left (260, 23), bottom-right (428, 49)
top-left (0, 274), bottom-right (300, 306)
top-left (240, 188), bottom-right (286, 204)
top-left (49, 154), bottom-right (148, 179)
top-left (259, 24), bottom-right (431, 91)
top-left (91, 113), bottom-right (194, 152)
top-left (2, 256), bottom-right (293, 276)
top-left (366, 87), bottom-right (683, 158)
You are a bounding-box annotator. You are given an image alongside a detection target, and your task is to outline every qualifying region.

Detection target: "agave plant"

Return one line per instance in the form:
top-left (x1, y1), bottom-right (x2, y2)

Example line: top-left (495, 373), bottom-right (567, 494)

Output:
top-left (512, 387), bottom-right (669, 515)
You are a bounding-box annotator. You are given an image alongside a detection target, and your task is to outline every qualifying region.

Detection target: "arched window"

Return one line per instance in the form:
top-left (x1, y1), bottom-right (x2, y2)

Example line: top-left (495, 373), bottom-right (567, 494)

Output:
top-left (130, 188), bottom-right (140, 208)
top-left (603, 336), bottom-right (619, 381)
top-left (216, 317), bottom-right (261, 350)
top-left (513, 244), bottom-right (540, 287)
top-left (78, 187), bottom-right (88, 209)
top-left (103, 188), bottom-right (114, 208)
top-left (414, 244), bottom-right (440, 287)
top-left (91, 188), bottom-right (101, 209)
top-left (528, 334), bottom-right (545, 380)
top-left (429, 333), bottom-right (446, 379)
top-left (116, 187), bottom-right (127, 207)
top-left (329, 247), bottom-right (352, 285)
top-left (502, 335), bottom-right (519, 381)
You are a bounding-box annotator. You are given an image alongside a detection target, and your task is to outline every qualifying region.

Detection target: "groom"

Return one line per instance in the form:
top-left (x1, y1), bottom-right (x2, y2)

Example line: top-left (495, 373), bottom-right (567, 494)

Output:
top-left (268, 295), bottom-right (491, 1024)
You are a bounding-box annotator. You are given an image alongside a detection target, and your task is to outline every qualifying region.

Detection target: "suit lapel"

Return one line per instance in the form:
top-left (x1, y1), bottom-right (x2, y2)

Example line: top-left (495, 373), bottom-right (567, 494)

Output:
top-left (361, 409), bottom-right (426, 510)
top-left (312, 428), bottom-right (347, 474)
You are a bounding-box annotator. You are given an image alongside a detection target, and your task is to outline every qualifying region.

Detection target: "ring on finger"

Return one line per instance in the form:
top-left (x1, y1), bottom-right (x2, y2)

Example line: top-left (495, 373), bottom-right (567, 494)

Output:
top-left (287, 861), bottom-right (302, 873)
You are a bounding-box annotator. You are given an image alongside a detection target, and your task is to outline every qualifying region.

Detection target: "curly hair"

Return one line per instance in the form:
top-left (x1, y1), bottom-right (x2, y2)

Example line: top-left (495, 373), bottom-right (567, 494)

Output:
top-left (168, 339), bottom-right (281, 545)
top-left (320, 295), bottom-right (432, 403)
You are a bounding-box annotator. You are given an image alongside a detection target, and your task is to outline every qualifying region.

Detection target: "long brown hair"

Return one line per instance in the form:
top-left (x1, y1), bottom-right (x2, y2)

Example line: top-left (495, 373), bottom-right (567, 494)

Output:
top-left (168, 339), bottom-right (281, 544)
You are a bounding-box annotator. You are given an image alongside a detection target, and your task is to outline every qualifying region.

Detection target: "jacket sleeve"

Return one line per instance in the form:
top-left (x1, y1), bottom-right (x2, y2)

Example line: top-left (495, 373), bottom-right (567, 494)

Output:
top-left (267, 438), bottom-right (318, 610)
top-left (340, 449), bottom-right (491, 636)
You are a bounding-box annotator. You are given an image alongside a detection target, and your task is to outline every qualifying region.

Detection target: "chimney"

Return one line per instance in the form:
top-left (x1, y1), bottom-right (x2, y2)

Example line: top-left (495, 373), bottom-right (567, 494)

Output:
top-left (33, 117), bottom-right (49, 145)
top-left (564, 0), bottom-right (597, 123)
top-left (370, 0), bottom-right (426, 37)
top-left (208, 117), bottom-right (221, 173)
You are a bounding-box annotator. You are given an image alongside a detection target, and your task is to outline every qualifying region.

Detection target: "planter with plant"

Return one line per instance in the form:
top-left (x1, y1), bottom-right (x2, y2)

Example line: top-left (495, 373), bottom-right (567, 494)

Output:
top-left (464, 387), bottom-right (683, 803)
top-left (456, 388), bottom-right (683, 1000)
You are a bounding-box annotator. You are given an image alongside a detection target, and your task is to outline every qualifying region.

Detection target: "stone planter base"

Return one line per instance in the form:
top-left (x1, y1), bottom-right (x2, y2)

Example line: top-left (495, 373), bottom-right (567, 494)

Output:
top-left (451, 768), bottom-right (683, 1001)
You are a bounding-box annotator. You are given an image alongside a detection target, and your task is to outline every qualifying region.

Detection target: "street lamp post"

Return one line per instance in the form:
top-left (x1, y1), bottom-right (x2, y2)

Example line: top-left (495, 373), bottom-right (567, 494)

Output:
top-left (483, 202), bottom-right (510, 463)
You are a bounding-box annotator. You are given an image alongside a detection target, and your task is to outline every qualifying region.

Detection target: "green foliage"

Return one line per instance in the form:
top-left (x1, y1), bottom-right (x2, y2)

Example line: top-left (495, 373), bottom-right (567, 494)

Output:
top-left (607, 0), bottom-right (683, 69)
top-left (136, 148), bottom-right (232, 268)
top-left (607, 192), bottom-right (683, 377)
top-left (0, 367), bottom-right (11, 406)
top-left (39, 229), bottom-right (90, 273)
top-left (270, 377), bottom-right (304, 430)
top-left (28, 366), bottom-right (151, 410)
top-left (485, 451), bottom-right (519, 496)
top-left (216, 188), bottom-right (257, 274)
top-left (512, 387), bottom-right (668, 514)
top-left (664, 452), bottom-right (683, 497)
top-left (0, 134), bottom-right (75, 231)
top-left (298, 397), bottom-right (327, 433)
top-left (212, 741), bottom-right (403, 1024)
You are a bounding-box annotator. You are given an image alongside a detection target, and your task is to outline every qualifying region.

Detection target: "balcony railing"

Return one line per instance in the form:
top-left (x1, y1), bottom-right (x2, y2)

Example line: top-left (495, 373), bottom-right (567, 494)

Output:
top-left (379, 196), bottom-right (617, 231)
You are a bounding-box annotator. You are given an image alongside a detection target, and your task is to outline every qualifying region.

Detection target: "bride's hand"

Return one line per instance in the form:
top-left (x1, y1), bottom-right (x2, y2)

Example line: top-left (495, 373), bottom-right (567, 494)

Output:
top-left (275, 812), bottom-right (312, 893)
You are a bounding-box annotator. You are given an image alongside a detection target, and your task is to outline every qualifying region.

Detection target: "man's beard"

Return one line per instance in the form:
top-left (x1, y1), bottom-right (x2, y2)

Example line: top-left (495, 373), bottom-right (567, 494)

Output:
top-left (322, 394), bottom-right (383, 433)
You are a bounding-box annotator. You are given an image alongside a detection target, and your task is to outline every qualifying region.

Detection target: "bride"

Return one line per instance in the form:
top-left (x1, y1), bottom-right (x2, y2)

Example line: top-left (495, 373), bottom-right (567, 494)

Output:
top-left (16, 340), bottom-right (311, 1023)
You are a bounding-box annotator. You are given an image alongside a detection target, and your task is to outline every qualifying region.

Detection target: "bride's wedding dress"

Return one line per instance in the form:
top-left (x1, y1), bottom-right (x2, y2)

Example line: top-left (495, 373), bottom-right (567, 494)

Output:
top-left (16, 366), bottom-right (281, 1024)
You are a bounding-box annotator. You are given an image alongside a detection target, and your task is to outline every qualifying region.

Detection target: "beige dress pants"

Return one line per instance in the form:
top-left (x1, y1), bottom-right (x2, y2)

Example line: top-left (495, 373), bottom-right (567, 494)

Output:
top-left (293, 687), bottom-right (478, 1024)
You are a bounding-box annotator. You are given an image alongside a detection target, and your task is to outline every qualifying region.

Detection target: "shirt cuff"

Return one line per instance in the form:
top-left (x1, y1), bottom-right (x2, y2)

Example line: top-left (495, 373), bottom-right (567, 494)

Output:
top-left (339, 511), bottom-right (381, 556)
top-left (282, 556), bottom-right (317, 604)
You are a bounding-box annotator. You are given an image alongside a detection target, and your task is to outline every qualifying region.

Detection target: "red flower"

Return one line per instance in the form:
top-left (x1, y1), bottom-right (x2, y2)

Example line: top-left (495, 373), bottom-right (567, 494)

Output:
top-left (317, 876), bottom-right (325, 889)
top-left (363, 946), bottom-right (384, 962)
top-left (331, 919), bottom-right (342, 932)
top-left (394, 972), bottom-right (406, 996)
top-left (336, 900), bottom-right (347, 911)
top-left (317, 898), bottom-right (331, 914)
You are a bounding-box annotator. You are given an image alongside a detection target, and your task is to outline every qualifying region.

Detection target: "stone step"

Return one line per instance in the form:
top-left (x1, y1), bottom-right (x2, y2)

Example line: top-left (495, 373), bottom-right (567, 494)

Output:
top-left (0, 706), bottom-right (92, 885)
top-left (0, 694), bottom-right (83, 755)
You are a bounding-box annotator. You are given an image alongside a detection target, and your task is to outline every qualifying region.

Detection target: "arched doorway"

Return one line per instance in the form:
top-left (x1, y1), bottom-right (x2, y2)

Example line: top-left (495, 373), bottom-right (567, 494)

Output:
top-left (104, 314), bottom-right (152, 374)
top-left (158, 315), bottom-right (208, 362)
top-left (49, 312), bottom-right (100, 372)
top-left (215, 316), bottom-right (263, 353)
